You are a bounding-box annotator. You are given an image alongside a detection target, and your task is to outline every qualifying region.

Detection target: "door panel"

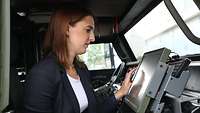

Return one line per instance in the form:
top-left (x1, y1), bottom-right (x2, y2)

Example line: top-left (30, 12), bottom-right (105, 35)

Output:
top-left (0, 0), bottom-right (10, 112)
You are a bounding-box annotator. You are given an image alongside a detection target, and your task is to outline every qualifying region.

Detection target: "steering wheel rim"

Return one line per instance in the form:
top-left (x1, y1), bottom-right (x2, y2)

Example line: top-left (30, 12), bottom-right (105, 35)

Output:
top-left (109, 62), bottom-right (126, 85)
top-left (94, 62), bottom-right (126, 92)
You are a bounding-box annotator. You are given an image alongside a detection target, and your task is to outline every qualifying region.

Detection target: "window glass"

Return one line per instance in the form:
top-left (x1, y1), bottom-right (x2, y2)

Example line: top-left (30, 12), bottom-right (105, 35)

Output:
top-left (125, 1), bottom-right (200, 60)
top-left (80, 43), bottom-right (121, 70)
top-left (171, 0), bottom-right (200, 37)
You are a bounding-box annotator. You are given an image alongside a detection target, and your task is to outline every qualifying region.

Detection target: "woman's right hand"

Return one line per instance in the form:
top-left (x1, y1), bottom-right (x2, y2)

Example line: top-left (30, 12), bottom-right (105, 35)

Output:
top-left (114, 68), bottom-right (136, 101)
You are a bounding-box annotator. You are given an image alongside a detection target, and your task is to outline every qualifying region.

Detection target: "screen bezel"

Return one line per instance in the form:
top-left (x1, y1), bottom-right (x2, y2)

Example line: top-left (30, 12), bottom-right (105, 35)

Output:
top-left (124, 48), bottom-right (170, 113)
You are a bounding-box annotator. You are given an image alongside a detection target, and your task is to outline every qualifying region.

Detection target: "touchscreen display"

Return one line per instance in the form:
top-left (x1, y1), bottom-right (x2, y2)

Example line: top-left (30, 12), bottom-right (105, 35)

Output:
top-left (125, 48), bottom-right (170, 113)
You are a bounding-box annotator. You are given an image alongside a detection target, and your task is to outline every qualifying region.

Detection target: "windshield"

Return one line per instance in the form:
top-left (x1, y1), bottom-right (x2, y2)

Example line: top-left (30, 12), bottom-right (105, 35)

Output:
top-left (125, 0), bottom-right (200, 59)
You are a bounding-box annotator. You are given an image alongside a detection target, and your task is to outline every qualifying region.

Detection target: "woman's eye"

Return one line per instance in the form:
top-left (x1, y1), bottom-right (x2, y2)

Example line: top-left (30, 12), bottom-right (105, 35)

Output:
top-left (86, 29), bottom-right (91, 33)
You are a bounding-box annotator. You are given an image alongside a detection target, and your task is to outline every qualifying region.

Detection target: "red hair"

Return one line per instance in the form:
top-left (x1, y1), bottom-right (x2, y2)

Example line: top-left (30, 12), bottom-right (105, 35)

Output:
top-left (43, 6), bottom-right (94, 69)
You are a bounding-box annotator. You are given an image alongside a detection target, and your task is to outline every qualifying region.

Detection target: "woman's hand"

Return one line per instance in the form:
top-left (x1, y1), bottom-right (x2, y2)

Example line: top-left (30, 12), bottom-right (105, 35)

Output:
top-left (114, 68), bottom-right (136, 101)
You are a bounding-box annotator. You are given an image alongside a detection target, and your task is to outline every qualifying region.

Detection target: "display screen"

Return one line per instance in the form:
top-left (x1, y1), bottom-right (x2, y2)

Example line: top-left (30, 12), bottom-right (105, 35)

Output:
top-left (125, 48), bottom-right (169, 112)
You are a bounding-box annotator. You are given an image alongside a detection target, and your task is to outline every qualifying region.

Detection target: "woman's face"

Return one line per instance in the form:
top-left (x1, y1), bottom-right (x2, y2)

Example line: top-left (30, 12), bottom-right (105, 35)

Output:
top-left (67, 16), bottom-right (95, 55)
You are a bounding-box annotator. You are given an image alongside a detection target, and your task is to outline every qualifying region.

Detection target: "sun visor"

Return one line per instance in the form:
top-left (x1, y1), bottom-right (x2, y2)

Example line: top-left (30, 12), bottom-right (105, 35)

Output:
top-left (29, 13), bottom-right (114, 38)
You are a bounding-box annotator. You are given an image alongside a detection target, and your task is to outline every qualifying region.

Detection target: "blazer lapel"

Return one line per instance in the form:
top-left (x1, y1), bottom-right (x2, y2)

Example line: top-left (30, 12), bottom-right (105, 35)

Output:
top-left (62, 71), bottom-right (80, 113)
top-left (51, 54), bottom-right (80, 113)
top-left (77, 68), bottom-right (97, 113)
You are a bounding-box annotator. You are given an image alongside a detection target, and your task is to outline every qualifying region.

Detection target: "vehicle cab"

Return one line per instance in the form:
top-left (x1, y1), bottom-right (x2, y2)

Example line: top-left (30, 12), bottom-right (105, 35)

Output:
top-left (1, 0), bottom-right (200, 113)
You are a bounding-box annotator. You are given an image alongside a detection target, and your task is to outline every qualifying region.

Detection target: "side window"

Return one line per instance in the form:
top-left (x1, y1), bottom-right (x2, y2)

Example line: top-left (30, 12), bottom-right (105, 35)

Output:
top-left (80, 43), bottom-right (121, 70)
top-left (125, 0), bottom-right (200, 59)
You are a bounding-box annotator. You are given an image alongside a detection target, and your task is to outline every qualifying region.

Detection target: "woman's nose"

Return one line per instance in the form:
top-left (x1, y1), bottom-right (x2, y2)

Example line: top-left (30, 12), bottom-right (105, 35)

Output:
top-left (89, 32), bottom-right (95, 42)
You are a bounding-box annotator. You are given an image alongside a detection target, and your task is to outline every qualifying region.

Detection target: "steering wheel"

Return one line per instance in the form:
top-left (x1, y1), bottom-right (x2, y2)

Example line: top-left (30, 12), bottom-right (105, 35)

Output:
top-left (94, 62), bottom-right (126, 95)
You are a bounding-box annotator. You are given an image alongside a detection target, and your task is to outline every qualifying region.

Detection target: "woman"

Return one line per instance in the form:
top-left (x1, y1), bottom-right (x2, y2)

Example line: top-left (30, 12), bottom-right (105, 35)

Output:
top-left (23, 5), bottom-right (134, 113)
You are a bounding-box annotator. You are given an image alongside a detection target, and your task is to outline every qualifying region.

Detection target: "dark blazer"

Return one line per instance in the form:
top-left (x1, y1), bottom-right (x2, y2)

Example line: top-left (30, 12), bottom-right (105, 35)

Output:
top-left (23, 54), bottom-right (118, 113)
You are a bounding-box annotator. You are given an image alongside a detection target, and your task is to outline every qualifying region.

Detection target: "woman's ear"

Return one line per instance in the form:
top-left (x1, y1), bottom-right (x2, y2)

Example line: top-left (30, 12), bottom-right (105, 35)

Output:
top-left (65, 30), bottom-right (69, 37)
top-left (65, 25), bottom-right (72, 37)
top-left (65, 26), bottom-right (70, 37)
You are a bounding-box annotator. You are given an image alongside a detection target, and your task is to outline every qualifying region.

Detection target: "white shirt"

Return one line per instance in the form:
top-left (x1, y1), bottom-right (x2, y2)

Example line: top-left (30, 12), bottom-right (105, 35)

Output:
top-left (67, 74), bottom-right (88, 113)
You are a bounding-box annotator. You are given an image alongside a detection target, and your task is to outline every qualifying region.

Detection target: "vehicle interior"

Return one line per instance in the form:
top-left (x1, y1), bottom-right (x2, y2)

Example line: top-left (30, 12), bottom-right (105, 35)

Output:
top-left (1, 0), bottom-right (200, 113)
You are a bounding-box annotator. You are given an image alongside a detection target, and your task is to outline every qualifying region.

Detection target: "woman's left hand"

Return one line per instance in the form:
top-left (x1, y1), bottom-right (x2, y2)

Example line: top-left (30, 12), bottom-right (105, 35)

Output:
top-left (114, 68), bottom-right (136, 101)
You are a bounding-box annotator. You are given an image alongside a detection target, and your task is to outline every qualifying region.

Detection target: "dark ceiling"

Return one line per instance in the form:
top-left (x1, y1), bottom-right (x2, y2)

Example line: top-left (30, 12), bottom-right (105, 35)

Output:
top-left (11, 0), bottom-right (137, 41)
top-left (11, 0), bottom-right (136, 18)
top-left (11, 0), bottom-right (162, 40)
